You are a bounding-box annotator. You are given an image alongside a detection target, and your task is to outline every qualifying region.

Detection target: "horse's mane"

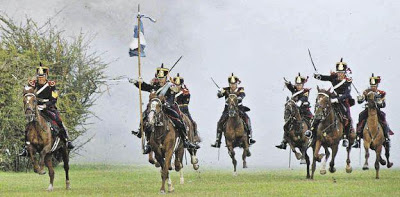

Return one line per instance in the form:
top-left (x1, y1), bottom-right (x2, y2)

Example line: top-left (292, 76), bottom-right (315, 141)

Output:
top-left (318, 88), bottom-right (334, 98)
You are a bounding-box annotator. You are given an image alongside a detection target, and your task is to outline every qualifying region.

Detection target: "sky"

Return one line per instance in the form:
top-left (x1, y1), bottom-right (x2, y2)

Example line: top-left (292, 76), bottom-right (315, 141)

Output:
top-left (1, 0), bottom-right (400, 170)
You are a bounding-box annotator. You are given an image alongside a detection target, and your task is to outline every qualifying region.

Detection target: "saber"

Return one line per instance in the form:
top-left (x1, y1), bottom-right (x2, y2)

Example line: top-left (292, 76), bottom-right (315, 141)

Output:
top-left (210, 77), bottom-right (220, 89)
top-left (352, 83), bottom-right (361, 96)
top-left (308, 48), bottom-right (318, 72)
top-left (169, 56), bottom-right (183, 72)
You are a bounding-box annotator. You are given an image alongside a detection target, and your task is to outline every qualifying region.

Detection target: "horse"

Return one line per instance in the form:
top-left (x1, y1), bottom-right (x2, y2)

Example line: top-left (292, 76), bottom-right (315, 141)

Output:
top-left (283, 98), bottom-right (311, 179)
top-left (180, 112), bottom-right (200, 171)
top-left (22, 86), bottom-right (70, 191)
top-left (146, 93), bottom-right (183, 193)
top-left (311, 87), bottom-right (355, 179)
top-left (224, 94), bottom-right (250, 175)
top-left (362, 90), bottom-right (392, 179)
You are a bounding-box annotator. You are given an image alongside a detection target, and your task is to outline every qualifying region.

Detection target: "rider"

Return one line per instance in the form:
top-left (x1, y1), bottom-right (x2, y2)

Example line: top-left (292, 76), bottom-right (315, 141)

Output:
top-left (19, 63), bottom-right (74, 157)
top-left (172, 73), bottom-right (199, 138)
top-left (276, 73), bottom-right (313, 149)
top-left (310, 58), bottom-right (355, 147)
top-left (211, 73), bottom-right (256, 148)
top-left (131, 64), bottom-right (200, 154)
top-left (353, 74), bottom-right (394, 148)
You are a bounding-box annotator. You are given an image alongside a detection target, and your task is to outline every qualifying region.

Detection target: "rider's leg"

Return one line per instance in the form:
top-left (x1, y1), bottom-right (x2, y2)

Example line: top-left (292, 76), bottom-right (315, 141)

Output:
top-left (378, 111), bottom-right (391, 147)
top-left (275, 132), bottom-right (287, 149)
top-left (211, 110), bottom-right (228, 148)
top-left (19, 131), bottom-right (29, 157)
top-left (132, 109), bottom-right (149, 138)
top-left (165, 106), bottom-right (200, 149)
top-left (353, 109), bottom-right (367, 148)
top-left (242, 112), bottom-right (256, 145)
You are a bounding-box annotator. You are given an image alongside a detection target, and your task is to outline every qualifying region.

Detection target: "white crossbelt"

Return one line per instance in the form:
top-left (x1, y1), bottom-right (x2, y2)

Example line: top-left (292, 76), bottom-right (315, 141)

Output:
top-left (36, 83), bottom-right (49, 95)
top-left (333, 79), bottom-right (346, 90)
top-left (291, 89), bottom-right (304, 99)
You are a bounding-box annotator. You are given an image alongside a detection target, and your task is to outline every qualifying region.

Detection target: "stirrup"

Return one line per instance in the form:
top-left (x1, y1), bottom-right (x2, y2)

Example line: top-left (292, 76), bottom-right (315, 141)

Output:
top-left (19, 148), bottom-right (28, 157)
top-left (275, 142), bottom-right (287, 150)
top-left (143, 145), bottom-right (151, 154)
top-left (67, 141), bottom-right (75, 149)
top-left (342, 139), bottom-right (349, 148)
top-left (305, 130), bottom-right (312, 139)
top-left (352, 140), bottom-right (360, 148)
top-left (249, 139), bottom-right (256, 145)
top-left (211, 141), bottom-right (221, 148)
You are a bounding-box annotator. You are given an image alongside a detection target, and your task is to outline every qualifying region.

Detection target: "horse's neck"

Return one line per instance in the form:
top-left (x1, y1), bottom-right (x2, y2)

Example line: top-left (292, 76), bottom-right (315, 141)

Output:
top-left (293, 105), bottom-right (302, 121)
top-left (322, 105), bottom-right (336, 125)
top-left (367, 107), bottom-right (378, 123)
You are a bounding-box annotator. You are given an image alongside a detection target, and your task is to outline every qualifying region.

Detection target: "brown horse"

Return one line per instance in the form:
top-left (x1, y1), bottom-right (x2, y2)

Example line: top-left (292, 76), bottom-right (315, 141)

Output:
top-left (146, 93), bottom-right (182, 193)
top-left (23, 86), bottom-right (70, 191)
top-left (224, 94), bottom-right (250, 175)
top-left (311, 87), bottom-right (355, 179)
top-left (181, 113), bottom-right (200, 171)
top-left (283, 98), bottom-right (311, 178)
top-left (362, 90), bottom-right (392, 179)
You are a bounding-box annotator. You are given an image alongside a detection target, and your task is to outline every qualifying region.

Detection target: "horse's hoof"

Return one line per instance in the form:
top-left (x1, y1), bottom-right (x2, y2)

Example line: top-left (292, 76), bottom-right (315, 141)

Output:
top-left (66, 181), bottom-right (71, 190)
top-left (246, 151), bottom-right (251, 157)
top-left (346, 166), bottom-right (352, 173)
top-left (243, 164), bottom-right (248, 169)
top-left (155, 163), bottom-right (161, 168)
top-left (180, 178), bottom-right (184, 185)
top-left (38, 170), bottom-right (46, 175)
top-left (160, 190), bottom-right (166, 195)
top-left (306, 175), bottom-right (311, 179)
top-left (295, 153), bottom-right (302, 160)
top-left (320, 169), bottom-right (327, 175)
top-left (168, 166), bottom-right (173, 171)
top-left (317, 154), bottom-right (325, 161)
top-left (387, 162), bottom-right (393, 168)
top-left (300, 159), bottom-right (307, 165)
top-left (168, 187), bottom-right (175, 193)
top-left (233, 172), bottom-right (238, 176)
top-left (191, 157), bottom-right (199, 165)
top-left (47, 185), bottom-right (53, 192)
top-left (329, 167), bottom-right (336, 173)
top-left (193, 164), bottom-right (199, 170)
top-left (362, 165), bottom-right (369, 170)
top-left (376, 176), bottom-right (380, 180)
top-left (380, 159), bottom-right (387, 166)
top-left (149, 159), bottom-right (155, 165)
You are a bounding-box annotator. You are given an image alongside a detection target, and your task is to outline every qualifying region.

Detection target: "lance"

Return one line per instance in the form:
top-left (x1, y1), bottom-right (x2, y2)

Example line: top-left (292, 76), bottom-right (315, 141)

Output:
top-left (135, 4), bottom-right (156, 152)
top-left (210, 77), bottom-right (221, 89)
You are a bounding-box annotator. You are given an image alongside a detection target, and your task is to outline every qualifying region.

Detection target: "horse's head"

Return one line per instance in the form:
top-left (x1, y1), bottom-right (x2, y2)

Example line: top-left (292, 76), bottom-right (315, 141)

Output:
top-left (147, 95), bottom-right (163, 126)
top-left (366, 90), bottom-right (378, 109)
top-left (314, 86), bottom-right (333, 121)
top-left (23, 86), bottom-right (37, 122)
top-left (227, 94), bottom-right (238, 117)
top-left (284, 99), bottom-right (296, 122)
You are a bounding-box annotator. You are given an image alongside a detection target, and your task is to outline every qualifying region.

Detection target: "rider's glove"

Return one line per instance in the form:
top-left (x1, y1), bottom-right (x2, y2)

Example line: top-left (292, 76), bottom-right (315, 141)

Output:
top-left (218, 88), bottom-right (225, 94)
top-left (314, 73), bottom-right (322, 80)
top-left (357, 95), bottom-right (365, 103)
top-left (331, 98), bottom-right (339, 103)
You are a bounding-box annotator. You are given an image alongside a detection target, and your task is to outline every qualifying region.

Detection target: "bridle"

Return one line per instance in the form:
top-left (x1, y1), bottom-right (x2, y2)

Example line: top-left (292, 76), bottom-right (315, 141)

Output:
top-left (284, 99), bottom-right (302, 132)
top-left (24, 93), bottom-right (37, 122)
top-left (227, 94), bottom-right (238, 117)
top-left (314, 92), bottom-right (333, 121)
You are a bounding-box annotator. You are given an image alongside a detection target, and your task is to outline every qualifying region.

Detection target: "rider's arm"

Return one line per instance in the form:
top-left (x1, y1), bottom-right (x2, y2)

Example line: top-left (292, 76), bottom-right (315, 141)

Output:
top-left (134, 81), bottom-right (153, 92)
top-left (182, 89), bottom-right (190, 104)
top-left (337, 83), bottom-right (352, 100)
top-left (285, 82), bottom-right (296, 93)
top-left (217, 87), bottom-right (228, 98)
top-left (377, 90), bottom-right (386, 108)
top-left (46, 83), bottom-right (58, 107)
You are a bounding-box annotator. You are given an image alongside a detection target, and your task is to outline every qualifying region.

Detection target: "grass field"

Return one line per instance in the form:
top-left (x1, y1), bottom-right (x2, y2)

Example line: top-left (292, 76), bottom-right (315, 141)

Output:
top-left (1, 164), bottom-right (399, 196)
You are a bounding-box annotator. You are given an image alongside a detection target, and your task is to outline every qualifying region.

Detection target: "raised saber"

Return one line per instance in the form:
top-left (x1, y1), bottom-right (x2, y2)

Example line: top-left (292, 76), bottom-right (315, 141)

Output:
top-left (210, 77), bottom-right (220, 89)
top-left (308, 48), bottom-right (318, 73)
top-left (169, 56), bottom-right (183, 72)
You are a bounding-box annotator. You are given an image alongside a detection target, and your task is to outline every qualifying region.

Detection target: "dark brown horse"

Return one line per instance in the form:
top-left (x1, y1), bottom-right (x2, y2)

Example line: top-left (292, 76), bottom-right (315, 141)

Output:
top-left (362, 90), bottom-right (392, 178)
top-left (23, 86), bottom-right (70, 191)
top-left (224, 94), bottom-right (250, 175)
top-left (181, 113), bottom-right (200, 171)
top-left (284, 98), bottom-right (311, 178)
top-left (311, 87), bottom-right (355, 179)
top-left (146, 93), bottom-right (182, 193)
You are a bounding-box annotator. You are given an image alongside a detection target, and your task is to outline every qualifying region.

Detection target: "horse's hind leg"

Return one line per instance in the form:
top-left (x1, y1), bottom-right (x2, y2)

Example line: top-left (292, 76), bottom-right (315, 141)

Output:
top-left (375, 145), bottom-right (383, 179)
top-left (62, 148), bottom-right (70, 190)
top-left (189, 149), bottom-right (199, 170)
top-left (384, 144), bottom-right (393, 168)
top-left (44, 154), bottom-right (54, 191)
top-left (305, 150), bottom-right (311, 179)
top-left (149, 151), bottom-right (160, 168)
top-left (242, 137), bottom-right (250, 169)
top-left (164, 149), bottom-right (174, 193)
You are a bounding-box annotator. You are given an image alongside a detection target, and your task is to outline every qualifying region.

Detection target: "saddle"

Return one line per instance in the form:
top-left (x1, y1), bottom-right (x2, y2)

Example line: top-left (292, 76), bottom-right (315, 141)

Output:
top-left (40, 111), bottom-right (60, 138)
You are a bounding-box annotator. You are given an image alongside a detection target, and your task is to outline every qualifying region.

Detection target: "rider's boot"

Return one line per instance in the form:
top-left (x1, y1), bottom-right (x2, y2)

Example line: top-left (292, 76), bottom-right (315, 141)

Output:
top-left (246, 119), bottom-right (256, 145)
top-left (211, 132), bottom-right (222, 148)
top-left (275, 139), bottom-right (287, 150)
top-left (60, 123), bottom-right (74, 149)
top-left (19, 143), bottom-right (29, 157)
top-left (179, 122), bottom-right (200, 149)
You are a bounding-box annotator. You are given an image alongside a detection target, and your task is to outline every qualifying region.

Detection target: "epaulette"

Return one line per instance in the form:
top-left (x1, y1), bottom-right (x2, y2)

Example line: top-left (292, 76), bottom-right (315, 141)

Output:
top-left (28, 80), bottom-right (36, 87)
top-left (48, 80), bottom-right (56, 86)
top-left (182, 88), bottom-right (190, 95)
top-left (346, 77), bottom-right (353, 82)
top-left (378, 90), bottom-right (386, 96)
top-left (238, 87), bottom-right (245, 93)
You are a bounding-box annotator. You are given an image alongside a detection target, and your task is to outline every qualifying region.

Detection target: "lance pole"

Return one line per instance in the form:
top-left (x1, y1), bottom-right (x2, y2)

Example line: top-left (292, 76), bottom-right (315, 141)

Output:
top-left (137, 4), bottom-right (145, 152)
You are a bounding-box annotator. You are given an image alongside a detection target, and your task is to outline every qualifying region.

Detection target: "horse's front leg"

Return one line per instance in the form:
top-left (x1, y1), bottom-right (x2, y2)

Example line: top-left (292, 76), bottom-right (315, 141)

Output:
top-left (164, 144), bottom-right (175, 193)
top-left (375, 145), bottom-right (383, 179)
top-left (38, 147), bottom-right (50, 175)
top-left (226, 140), bottom-right (237, 176)
top-left (45, 154), bottom-right (54, 191)
top-left (320, 146), bottom-right (330, 175)
top-left (363, 141), bottom-right (370, 170)
top-left (242, 136), bottom-right (250, 169)
top-left (62, 147), bottom-right (71, 190)
top-left (329, 145), bottom-right (338, 173)
top-left (27, 144), bottom-right (40, 174)
top-left (346, 145), bottom-right (353, 173)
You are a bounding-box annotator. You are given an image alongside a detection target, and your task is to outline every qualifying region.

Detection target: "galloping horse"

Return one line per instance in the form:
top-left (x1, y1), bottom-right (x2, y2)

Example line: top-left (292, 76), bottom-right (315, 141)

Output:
top-left (362, 90), bottom-right (392, 179)
top-left (23, 86), bottom-right (70, 191)
top-left (284, 98), bottom-right (311, 178)
top-left (311, 87), bottom-right (355, 179)
top-left (181, 113), bottom-right (200, 171)
top-left (224, 94), bottom-right (250, 175)
top-left (146, 93), bottom-right (183, 193)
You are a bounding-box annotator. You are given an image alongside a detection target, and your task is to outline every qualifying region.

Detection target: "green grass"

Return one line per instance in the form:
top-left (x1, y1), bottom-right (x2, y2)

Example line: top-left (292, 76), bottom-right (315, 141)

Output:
top-left (0, 164), bottom-right (399, 196)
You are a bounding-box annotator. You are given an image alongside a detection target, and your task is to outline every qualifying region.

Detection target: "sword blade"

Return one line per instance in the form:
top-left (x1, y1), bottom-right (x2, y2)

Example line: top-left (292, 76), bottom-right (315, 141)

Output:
top-left (308, 48), bottom-right (318, 72)
top-left (210, 77), bottom-right (220, 89)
